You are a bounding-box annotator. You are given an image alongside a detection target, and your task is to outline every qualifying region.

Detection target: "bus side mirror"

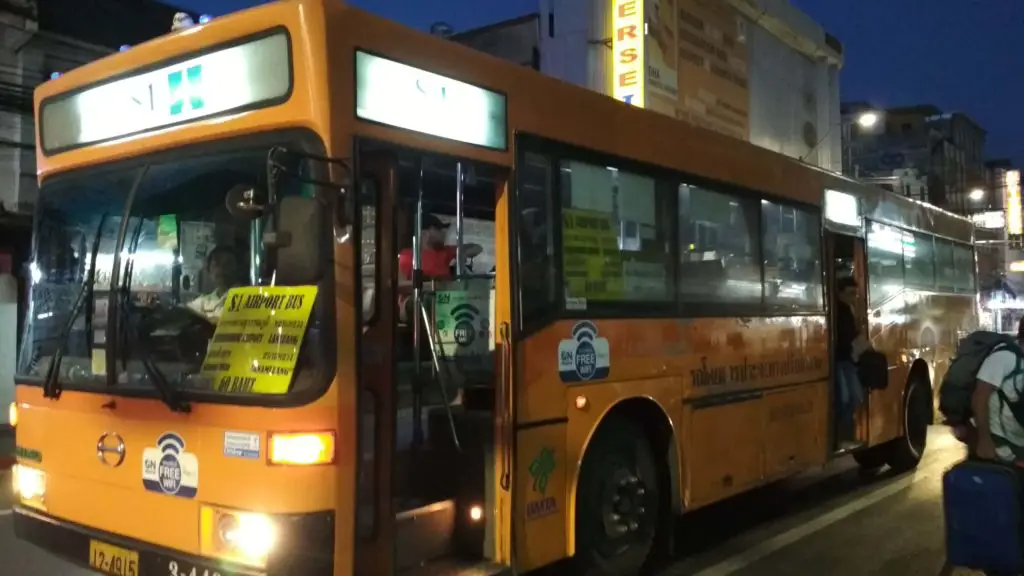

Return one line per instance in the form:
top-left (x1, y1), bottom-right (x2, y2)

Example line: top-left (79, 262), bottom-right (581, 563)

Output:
top-left (270, 195), bottom-right (321, 285)
top-left (225, 184), bottom-right (267, 221)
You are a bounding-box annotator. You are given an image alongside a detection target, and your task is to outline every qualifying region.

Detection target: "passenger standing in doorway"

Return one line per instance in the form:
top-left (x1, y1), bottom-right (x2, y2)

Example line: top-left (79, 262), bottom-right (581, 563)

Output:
top-left (398, 214), bottom-right (482, 281)
top-left (835, 277), bottom-right (867, 444)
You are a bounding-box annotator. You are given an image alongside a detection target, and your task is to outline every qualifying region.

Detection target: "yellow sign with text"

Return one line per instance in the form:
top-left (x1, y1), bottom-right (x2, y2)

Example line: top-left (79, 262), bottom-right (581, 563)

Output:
top-left (201, 285), bottom-right (318, 394)
top-left (612, 0), bottom-right (645, 107)
top-left (562, 208), bottom-right (623, 300)
top-left (1005, 169), bottom-right (1021, 235)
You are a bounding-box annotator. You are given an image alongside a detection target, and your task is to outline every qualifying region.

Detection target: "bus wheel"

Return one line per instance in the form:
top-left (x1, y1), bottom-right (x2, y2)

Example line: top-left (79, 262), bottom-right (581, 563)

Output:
top-left (574, 416), bottom-right (660, 576)
top-left (885, 376), bottom-right (931, 472)
top-left (852, 446), bottom-right (888, 472)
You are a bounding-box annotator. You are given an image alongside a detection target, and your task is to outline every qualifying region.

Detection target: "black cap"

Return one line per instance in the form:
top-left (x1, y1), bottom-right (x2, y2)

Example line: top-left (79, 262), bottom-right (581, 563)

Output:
top-left (421, 214), bottom-right (450, 230)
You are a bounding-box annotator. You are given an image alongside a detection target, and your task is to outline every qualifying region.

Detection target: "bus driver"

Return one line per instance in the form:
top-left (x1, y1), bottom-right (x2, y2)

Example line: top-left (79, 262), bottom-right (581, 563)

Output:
top-left (187, 245), bottom-right (240, 322)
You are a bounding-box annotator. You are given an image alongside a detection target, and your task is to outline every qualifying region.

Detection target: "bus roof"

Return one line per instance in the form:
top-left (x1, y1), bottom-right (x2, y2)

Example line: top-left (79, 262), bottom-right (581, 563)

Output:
top-left (33, 0), bottom-right (974, 245)
top-left (815, 164), bottom-right (974, 243)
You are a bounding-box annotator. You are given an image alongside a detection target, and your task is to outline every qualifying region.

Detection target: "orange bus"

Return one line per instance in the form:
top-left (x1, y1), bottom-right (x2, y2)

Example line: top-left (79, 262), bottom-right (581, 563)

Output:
top-left (11, 1), bottom-right (977, 575)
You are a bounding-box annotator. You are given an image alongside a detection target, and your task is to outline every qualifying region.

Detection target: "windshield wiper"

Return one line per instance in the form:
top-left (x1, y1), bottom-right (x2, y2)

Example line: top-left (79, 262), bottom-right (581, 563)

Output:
top-left (106, 164), bottom-right (191, 413)
top-left (42, 214), bottom-right (108, 399)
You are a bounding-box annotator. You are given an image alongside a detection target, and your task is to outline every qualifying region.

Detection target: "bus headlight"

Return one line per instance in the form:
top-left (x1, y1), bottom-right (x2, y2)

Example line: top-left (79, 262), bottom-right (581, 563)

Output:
top-left (12, 464), bottom-right (46, 508)
top-left (201, 506), bottom-right (277, 566)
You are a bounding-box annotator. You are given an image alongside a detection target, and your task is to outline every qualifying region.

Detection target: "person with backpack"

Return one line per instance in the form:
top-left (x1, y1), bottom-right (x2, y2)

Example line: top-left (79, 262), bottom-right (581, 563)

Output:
top-left (940, 319), bottom-right (1024, 575)
top-left (941, 318), bottom-right (1024, 462)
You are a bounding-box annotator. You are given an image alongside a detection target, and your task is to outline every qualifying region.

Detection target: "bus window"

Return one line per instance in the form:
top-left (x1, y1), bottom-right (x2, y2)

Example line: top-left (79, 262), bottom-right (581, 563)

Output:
top-left (517, 152), bottom-right (556, 325)
top-left (904, 232), bottom-right (936, 290)
top-left (761, 200), bottom-right (823, 310)
top-left (953, 243), bottom-right (976, 293)
top-left (935, 239), bottom-right (957, 293)
top-left (18, 146), bottom-right (330, 399)
top-left (558, 160), bottom-right (674, 304)
top-left (866, 222), bottom-right (906, 308)
top-left (678, 183), bottom-right (761, 304)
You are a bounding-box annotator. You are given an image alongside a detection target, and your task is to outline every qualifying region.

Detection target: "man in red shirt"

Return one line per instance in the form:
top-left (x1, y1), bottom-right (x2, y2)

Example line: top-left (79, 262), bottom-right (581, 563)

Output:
top-left (398, 214), bottom-right (482, 281)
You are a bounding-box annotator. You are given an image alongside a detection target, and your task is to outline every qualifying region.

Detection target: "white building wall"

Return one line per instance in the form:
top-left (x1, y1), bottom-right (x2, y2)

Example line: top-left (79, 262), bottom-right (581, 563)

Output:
top-left (534, 0), bottom-right (842, 172)
top-left (0, 19), bottom-right (109, 213)
top-left (746, 23), bottom-right (841, 172)
top-left (0, 10), bottom-right (34, 213)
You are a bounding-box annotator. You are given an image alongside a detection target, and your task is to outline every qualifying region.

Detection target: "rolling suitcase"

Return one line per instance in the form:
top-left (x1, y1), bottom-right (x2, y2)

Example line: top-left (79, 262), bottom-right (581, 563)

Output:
top-left (944, 459), bottom-right (1024, 574)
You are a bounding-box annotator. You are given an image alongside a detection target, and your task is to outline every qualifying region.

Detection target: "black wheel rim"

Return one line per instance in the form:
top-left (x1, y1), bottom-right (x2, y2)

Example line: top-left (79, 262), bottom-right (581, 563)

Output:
top-left (593, 459), bottom-right (655, 559)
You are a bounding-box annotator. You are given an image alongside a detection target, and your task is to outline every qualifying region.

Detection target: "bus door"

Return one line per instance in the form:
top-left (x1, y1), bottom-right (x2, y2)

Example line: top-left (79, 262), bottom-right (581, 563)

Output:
top-left (356, 140), bottom-right (509, 575)
top-left (356, 150), bottom-right (399, 575)
top-left (826, 231), bottom-right (870, 451)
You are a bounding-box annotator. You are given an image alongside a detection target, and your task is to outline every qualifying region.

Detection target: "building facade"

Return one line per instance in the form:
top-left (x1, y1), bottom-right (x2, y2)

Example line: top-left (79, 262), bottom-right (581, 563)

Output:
top-left (0, 0), bottom-right (192, 214)
top-left (842, 102), bottom-right (988, 215)
top-left (0, 0), bottom-right (193, 428)
top-left (451, 0), bottom-right (843, 171)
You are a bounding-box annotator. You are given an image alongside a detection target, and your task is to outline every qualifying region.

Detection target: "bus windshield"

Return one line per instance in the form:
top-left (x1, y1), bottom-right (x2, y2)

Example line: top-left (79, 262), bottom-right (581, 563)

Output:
top-left (16, 144), bottom-right (330, 403)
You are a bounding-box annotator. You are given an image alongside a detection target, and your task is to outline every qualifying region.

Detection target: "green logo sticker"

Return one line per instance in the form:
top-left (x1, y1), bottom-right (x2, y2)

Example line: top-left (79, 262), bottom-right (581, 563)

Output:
top-left (15, 445), bottom-right (42, 463)
top-left (528, 447), bottom-right (555, 494)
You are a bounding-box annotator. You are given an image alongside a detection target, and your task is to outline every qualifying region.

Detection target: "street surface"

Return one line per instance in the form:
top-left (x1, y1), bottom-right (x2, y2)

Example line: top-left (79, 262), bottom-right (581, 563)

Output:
top-left (0, 427), bottom-right (965, 575)
top-left (660, 426), bottom-right (963, 576)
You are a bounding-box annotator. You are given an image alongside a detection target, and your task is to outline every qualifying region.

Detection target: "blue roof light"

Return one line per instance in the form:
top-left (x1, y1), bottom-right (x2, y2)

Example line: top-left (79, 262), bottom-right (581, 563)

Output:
top-left (198, 14), bottom-right (212, 24)
top-left (119, 44), bottom-right (131, 52)
top-left (50, 72), bottom-right (60, 80)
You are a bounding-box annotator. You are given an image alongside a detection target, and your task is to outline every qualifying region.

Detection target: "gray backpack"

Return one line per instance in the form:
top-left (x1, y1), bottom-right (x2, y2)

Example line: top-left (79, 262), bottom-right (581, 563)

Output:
top-left (939, 331), bottom-right (1023, 425)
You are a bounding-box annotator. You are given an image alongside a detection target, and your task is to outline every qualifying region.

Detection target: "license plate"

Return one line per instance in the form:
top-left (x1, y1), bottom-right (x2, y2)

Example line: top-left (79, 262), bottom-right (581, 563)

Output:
top-left (88, 539), bottom-right (139, 576)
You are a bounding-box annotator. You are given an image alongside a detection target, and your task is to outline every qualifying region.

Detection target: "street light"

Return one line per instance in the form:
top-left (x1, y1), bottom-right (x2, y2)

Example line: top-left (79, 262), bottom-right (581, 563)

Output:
top-left (839, 110), bottom-right (881, 176)
top-left (856, 111), bottom-right (880, 129)
top-left (969, 188), bottom-right (986, 202)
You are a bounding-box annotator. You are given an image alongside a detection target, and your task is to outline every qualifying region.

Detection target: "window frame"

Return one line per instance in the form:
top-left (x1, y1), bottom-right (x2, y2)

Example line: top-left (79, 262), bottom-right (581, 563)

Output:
top-left (512, 133), bottom-right (827, 337)
top-left (676, 181), bottom-right (765, 315)
top-left (554, 157), bottom-right (678, 315)
top-left (903, 231), bottom-right (938, 291)
top-left (933, 237), bottom-right (957, 293)
top-left (864, 217), bottom-right (976, 302)
top-left (540, 135), bottom-right (680, 321)
top-left (759, 197), bottom-right (827, 314)
top-left (865, 220), bottom-right (907, 308)
top-left (17, 128), bottom-right (336, 409)
top-left (952, 242), bottom-right (977, 294)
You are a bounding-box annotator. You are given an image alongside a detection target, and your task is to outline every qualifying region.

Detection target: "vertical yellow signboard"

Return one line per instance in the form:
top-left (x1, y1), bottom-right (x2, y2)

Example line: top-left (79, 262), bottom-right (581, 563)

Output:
top-left (612, 0), bottom-right (645, 107)
top-left (1006, 169), bottom-right (1021, 236)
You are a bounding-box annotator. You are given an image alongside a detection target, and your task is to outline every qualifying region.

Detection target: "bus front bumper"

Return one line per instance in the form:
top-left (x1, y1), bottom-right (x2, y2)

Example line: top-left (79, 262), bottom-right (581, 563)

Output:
top-left (13, 505), bottom-right (335, 576)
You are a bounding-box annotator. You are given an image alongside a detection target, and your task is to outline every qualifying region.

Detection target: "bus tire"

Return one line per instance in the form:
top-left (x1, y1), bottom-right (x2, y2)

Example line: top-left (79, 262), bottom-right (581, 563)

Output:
top-left (885, 376), bottom-right (932, 472)
top-left (852, 446), bottom-right (888, 471)
top-left (574, 415), bottom-right (660, 576)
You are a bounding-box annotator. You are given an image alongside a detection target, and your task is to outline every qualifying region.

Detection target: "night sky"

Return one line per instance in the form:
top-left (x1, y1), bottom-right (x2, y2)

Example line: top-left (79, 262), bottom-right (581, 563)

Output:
top-left (174, 0), bottom-right (1024, 167)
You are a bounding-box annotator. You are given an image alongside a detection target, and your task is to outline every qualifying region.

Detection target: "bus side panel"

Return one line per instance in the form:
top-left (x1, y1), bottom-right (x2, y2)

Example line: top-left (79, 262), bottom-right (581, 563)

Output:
top-left (867, 289), bottom-right (910, 445)
top-left (868, 362), bottom-right (908, 446)
top-left (686, 396), bottom-right (763, 506)
top-left (513, 423), bottom-right (568, 572)
top-left (684, 381), bottom-right (828, 508)
top-left (867, 290), bottom-right (973, 446)
top-left (681, 316), bottom-right (829, 509)
top-left (763, 383), bottom-right (828, 479)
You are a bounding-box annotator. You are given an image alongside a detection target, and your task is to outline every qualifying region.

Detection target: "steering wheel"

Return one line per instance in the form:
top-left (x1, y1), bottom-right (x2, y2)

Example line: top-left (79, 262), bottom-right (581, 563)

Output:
top-left (128, 301), bottom-right (217, 368)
